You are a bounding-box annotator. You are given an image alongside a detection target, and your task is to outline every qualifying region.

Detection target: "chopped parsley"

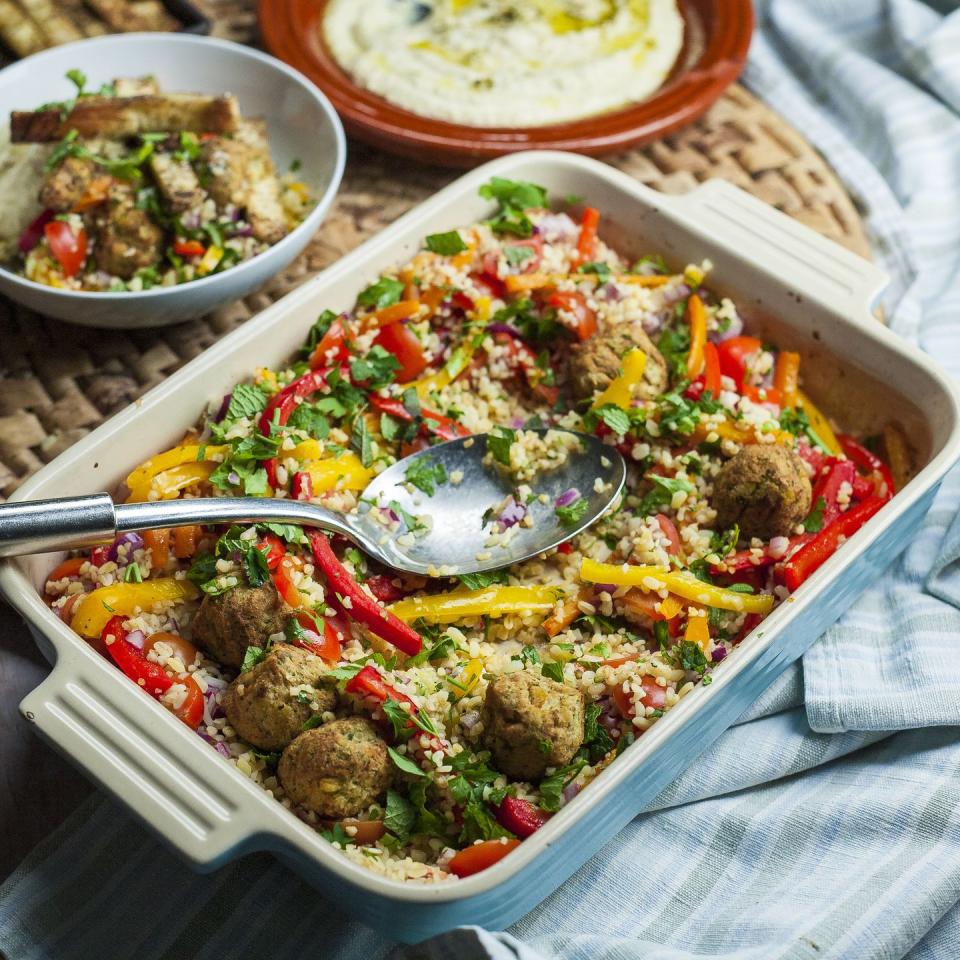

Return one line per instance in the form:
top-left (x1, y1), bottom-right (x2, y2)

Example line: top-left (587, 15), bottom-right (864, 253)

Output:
top-left (457, 569), bottom-right (508, 591)
top-left (556, 496), bottom-right (590, 528)
top-left (479, 176), bottom-right (548, 237)
top-left (577, 261), bottom-right (612, 282)
top-left (803, 495), bottom-right (827, 533)
top-left (538, 758), bottom-right (587, 813)
top-left (583, 702), bottom-right (616, 761)
top-left (504, 244), bottom-right (536, 266)
top-left (486, 425), bottom-right (516, 466)
top-left (541, 661), bottom-right (565, 683)
top-left (404, 456), bottom-right (448, 496)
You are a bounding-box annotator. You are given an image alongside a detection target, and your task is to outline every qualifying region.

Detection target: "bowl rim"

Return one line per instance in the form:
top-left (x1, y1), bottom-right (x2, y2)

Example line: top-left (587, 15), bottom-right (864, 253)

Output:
top-left (258, 0), bottom-right (754, 165)
top-left (0, 31), bottom-right (347, 301)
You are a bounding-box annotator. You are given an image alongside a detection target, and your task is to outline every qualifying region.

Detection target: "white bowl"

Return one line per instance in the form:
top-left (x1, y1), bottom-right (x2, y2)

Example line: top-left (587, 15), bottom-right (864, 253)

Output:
top-left (0, 33), bottom-right (346, 328)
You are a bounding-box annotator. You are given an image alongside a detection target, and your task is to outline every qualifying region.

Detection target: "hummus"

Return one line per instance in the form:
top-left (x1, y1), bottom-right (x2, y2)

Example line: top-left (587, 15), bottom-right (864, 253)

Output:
top-left (323, 0), bottom-right (685, 128)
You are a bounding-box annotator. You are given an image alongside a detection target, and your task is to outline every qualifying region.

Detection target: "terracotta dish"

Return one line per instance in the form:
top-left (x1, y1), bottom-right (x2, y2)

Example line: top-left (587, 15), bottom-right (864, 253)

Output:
top-left (258, 0), bottom-right (754, 167)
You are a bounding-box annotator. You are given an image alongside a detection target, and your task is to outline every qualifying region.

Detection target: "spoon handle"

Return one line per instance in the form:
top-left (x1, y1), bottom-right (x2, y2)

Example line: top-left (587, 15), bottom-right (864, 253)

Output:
top-left (0, 494), bottom-right (357, 558)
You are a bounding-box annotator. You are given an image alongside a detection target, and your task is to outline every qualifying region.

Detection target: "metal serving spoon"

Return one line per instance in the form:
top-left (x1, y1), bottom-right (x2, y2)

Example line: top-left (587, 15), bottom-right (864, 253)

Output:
top-left (0, 430), bottom-right (626, 576)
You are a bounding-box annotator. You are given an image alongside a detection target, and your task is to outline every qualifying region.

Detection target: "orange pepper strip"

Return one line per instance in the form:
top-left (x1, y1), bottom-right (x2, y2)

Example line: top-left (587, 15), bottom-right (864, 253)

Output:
top-left (505, 273), bottom-right (555, 293)
top-left (361, 299), bottom-right (421, 330)
top-left (575, 206), bottom-right (600, 265)
top-left (685, 614), bottom-right (711, 652)
top-left (685, 294), bottom-right (707, 380)
top-left (621, 275), bottom-right (674, 288)
top-left (774, 351), bottom-right (801, 409)
top-left (172, 525), bottom-right (201, 560)
top-left (143, 528), bottom-right (171, 572)
top-left (543, 594), bottom-right (585, 638)
top-left (47, 556), bottom-right (86, 583)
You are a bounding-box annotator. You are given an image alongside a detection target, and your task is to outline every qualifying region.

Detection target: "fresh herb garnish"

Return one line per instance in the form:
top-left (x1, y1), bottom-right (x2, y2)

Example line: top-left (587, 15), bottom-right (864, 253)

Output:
top-left (479, 177), bottom-right (548, 237)
top-left (425, 231), bottom-right (468, 255)
top-left (404, 456), bottom-right (448, 496)
top-left (803, 495), bottom-right (826, 533)
top-left (556, 496), bottom-right (590, 528)
top-left (358, 277), bottom-right (404, 310)
top-left (486, 425), bottom-right (516, 466)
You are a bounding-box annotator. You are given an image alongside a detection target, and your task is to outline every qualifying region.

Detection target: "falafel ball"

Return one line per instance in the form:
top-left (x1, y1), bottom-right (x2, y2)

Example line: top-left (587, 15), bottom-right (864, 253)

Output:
top-left (191, 581), bottom-right (290, 669)
top-left (712, 444), bottom-right (813, 539)
top-left (482, 671), bottom-right (584, 781)
top-left (568, 323), bottom-right (668, 402)
top-left (221, 644), bottom-right (336, 751)
top-left (278, 718), bottom-right (392, 818)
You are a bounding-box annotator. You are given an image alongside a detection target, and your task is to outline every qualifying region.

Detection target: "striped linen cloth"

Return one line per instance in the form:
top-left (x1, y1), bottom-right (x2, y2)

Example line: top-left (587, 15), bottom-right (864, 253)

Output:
top-left (2, 1), bottom-right (960, 958)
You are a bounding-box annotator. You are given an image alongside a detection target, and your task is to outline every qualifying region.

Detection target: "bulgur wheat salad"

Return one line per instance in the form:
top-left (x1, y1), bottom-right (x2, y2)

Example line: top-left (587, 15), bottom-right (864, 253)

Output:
top-left (4, 70), bottom-right (312, 291)
top-left (45, 176), bottom-right (911, 882)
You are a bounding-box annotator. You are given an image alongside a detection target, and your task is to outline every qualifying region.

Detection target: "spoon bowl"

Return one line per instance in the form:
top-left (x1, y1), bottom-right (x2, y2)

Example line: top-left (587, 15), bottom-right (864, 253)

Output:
top-left (0, 430), bottom-right (626, 576)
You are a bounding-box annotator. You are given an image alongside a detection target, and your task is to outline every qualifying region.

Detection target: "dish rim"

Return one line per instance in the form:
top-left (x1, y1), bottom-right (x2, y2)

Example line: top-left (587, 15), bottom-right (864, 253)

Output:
top-left (257, 0), bottom-right (754, 165)
top-left (2, 150), bottom-right (960, 907)
top-left (0, 31), bottom-right (347, 302)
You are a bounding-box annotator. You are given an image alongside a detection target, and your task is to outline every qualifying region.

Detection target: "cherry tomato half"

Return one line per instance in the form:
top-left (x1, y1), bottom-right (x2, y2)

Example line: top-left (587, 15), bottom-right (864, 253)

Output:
top-left (44, 220), bottom-right (87, 278)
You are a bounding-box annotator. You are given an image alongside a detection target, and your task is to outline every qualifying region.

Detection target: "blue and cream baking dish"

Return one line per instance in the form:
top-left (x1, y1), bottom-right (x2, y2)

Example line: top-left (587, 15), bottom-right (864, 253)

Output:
top-left (1, 152), bottom-right (958, 942)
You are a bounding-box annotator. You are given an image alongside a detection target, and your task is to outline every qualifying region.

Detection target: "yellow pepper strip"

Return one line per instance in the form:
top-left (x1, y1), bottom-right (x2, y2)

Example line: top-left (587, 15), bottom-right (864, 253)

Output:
top-left (883, 421), bottom-right (912, 492)
top-left (196, 245), bottom-right (223, 277)
top-left (580, 559), bottom-right (775, 615)
top-left (796, 390), bottom-right (842, 455)
top-left (389, 584), bottom-right (560, 624)
top-left (621, 274), bottom-right (674, 288)
top-left (448, 658), bottom-right (484, 699)
top-left (71, 578), bottom-right (200, 638)
top-left (125, 444), bottom-right (228, 502)
top-left (592, 348), bottom-right (647, 410)
top-left (407, 295), bottom-right (491, 400)
top-left (773, 351), bottom-right (801, 409)
top-left (128, 462), bottom-right (218, 503)
top-left (684, 614), bottom-right (711, 653)
top-left (685, 294), bottom-right (707, 380)
top-left (302, 451), bottom-right (373, 493)
top-left (692, 419), bottom-right (793, 447)
top-left (289, 439), bottom-right (324, 462)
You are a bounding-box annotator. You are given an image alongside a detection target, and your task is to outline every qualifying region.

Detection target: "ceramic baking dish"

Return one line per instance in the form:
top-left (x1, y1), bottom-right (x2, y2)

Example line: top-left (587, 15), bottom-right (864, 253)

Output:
top-left (2, 152), bottom-right (959, 943)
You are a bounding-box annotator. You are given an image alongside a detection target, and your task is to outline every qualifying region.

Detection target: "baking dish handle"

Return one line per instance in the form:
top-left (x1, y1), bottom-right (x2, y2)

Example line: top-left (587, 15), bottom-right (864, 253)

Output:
top-left (20, 636), bottom-right (257, 869)
top-left (663, 178), bottom-right (888, 314)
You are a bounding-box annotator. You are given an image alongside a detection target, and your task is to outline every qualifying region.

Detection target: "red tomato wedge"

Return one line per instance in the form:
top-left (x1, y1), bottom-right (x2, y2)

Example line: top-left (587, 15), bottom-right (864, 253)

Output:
top-left (374, 322), bottom-right (428, 382)
top-left (448, 839), bottom-right (521, 878)
top-left (44, 220), bottom-right (87, 277)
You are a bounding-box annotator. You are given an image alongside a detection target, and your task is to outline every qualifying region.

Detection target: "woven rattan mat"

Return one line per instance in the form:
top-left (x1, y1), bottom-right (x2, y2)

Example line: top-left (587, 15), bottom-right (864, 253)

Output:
top-left (0, 1), bottom-right (872, 499)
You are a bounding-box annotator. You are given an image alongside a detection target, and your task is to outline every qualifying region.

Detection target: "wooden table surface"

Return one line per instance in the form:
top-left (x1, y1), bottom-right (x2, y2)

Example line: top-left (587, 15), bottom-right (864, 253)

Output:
top-left (0, 600), bottom-right (92, 880)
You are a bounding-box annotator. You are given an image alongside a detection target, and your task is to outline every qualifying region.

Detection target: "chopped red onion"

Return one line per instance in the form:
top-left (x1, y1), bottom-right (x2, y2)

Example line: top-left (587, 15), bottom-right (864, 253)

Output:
top-left (230, 224), bottom-right (254, 238)
top-left (460, 710), bottom-right (480, 730)
top-left (498, 496), bottom-right (527, 528)
top-left (713, 314), bottom-right (744, 342)
top-left (556, 487), bottom-right (580, 508)
top-left (663, 283), bottom-right (691, 304)
top-left (108, 531), bottom-right (144, 561)
top-left (599, 282), bottom-right (622, 301)
top-left (593, 583), bottom-right (616, 594)
top-left (536, 212), bottom-right (577, 242)
top-left (227, 471), bottom-right (240, 486)
top-left (126, 629), bottom-right (145, 650)
top-left (214, 392), bottom-right (232, 422)
top-left (712, 646), bottom-right (728, 663)
top-left (562, 781), bottom-right (582, 803)
top-left (181, 211), bottom-right (201, 231)
top-left (768, 536), bottom-right (790, 560)
top-left (18, 209), bottom-right (53, 253)
top-left (487, 322), bottom-right (523, 339)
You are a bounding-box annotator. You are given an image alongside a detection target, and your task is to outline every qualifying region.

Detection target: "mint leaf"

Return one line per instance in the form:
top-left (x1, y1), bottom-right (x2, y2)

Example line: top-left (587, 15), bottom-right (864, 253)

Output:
top-left (487, 425), bottom-right (516, 466)
top-left (387, 746), bottom-right (426, 777)
top-left (404, 456), bottom-right (447, 496)
top-left (358, 277), bottom-right (404, 310)
top-left (425, 231), bottom-right (467, 255)
top-left (555, 496), bottom-right (589, 528)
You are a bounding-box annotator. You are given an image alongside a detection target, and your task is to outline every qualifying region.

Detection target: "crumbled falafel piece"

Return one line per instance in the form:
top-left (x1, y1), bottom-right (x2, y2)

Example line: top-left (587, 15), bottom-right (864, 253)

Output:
top-left (91, 181), bottom-right (164, 278)
top-left (38, 155), bottom-right (98, 212)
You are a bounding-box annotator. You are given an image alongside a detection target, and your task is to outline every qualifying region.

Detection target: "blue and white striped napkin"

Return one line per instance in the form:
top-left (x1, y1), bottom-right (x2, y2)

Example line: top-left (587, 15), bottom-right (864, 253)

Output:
top-left (2, 2), bottom-right (960, 958)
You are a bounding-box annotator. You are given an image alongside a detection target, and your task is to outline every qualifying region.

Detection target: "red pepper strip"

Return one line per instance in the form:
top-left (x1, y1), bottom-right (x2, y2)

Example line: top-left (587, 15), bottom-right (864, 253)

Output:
top-left (810, 459), bottom-right (858, 527)
top-left (258, 534), bottom-right (286, 570)
top-left (102, 616), bottom-right (175, 698)
top-left (309, 531), bottom-right (422, 656)
top-left (686, 341), bottom-right (723, 399)
top-left (782, 496), bottom-right (886, 592)
top-left (291, 471), bottom-right (313, 501)
top-left (368, 394), bottom-right (470, 442)
top-left (365, 574), bottom-right (408, 603)
top-left (713, 536), bottom-right (813, 575)
top-left (495, 796), bottom-right (551, 838)
top-left (741, 384), bottom-right (782, 406)
top-left (258, 362), bottom-right (350, 491)
top-left (837, 434), bottom-right (895, 500)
